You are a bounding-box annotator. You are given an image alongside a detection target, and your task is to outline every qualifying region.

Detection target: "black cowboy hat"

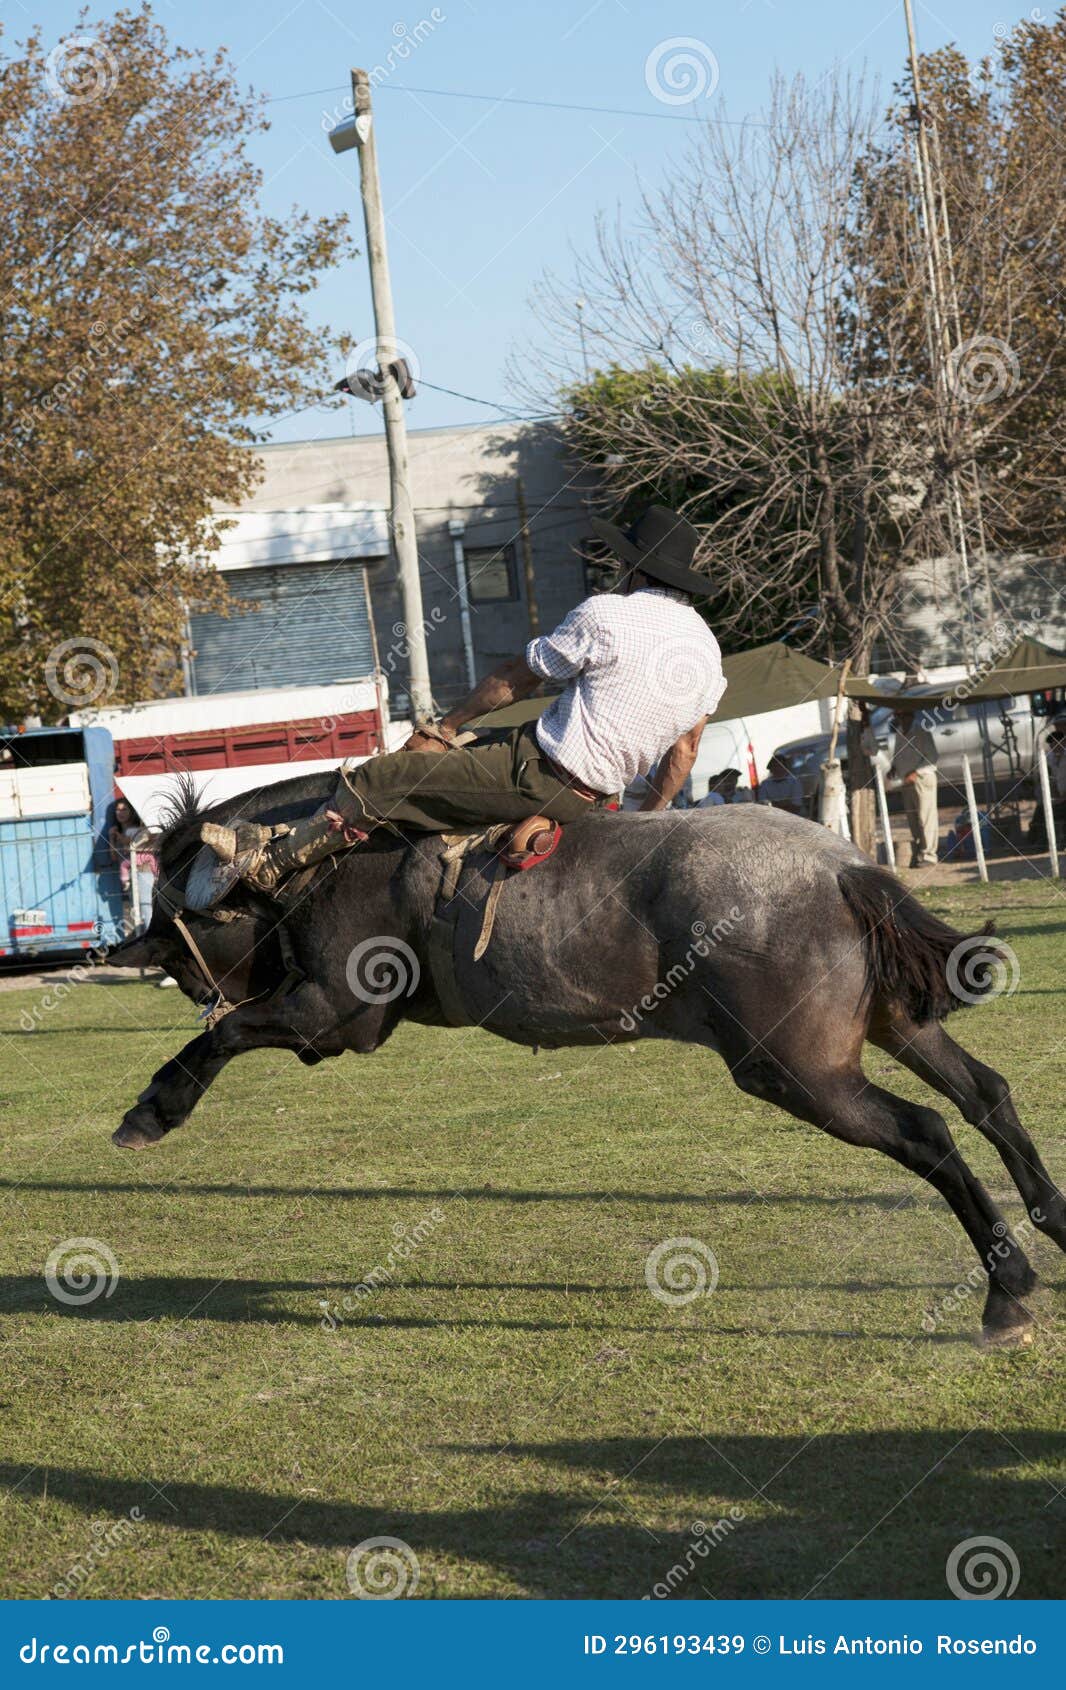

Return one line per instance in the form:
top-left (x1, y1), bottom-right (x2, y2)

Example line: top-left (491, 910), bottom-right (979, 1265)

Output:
top-left (589, 504), bottom-right (708, 598)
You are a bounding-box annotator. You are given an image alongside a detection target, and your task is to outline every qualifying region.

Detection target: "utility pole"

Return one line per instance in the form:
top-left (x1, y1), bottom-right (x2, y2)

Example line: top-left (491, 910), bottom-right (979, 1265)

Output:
top-left (515, 477), bottom-right (539, 638)
top-left (349, 67), bottom-right (433, 722)
top-left (901, 0), bottom-right (982, 662)
top-left (575, 298), bottom-right (590, 383)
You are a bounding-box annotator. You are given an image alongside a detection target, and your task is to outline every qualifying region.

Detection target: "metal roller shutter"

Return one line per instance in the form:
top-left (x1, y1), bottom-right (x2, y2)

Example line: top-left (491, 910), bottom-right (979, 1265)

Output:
top-left (189, 560), bottom-right (376, 694)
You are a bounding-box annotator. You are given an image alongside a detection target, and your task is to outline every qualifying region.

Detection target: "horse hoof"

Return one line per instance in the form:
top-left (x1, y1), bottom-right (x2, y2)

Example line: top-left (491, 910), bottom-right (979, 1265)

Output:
top-left (980, 1319), bottom-right (1034, 1351)
top-left (112, 1108), bottom-right (166, 1149)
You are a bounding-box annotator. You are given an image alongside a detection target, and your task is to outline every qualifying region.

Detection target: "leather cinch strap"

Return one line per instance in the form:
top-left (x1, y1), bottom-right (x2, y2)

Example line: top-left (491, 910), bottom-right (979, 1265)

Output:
top-left (427, 844), bottom-right (479, 1027)
top-left (425, 821), bottom-right (563, 1027)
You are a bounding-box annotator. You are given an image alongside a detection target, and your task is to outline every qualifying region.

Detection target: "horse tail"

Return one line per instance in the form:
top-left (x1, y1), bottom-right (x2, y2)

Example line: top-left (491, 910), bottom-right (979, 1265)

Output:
top-left (837, 862), bottom-right (1004, 1024)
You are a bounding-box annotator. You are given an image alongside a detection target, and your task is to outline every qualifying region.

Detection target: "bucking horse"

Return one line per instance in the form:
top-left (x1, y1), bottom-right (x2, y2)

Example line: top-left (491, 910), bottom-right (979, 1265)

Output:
top-left (110, 770), bottom-right (1066, 1347)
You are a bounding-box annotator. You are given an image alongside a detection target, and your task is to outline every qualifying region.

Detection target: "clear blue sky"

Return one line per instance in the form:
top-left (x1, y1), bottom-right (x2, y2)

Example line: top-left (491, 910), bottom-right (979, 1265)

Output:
top-left (38, 0), bottom-right (1024, 442)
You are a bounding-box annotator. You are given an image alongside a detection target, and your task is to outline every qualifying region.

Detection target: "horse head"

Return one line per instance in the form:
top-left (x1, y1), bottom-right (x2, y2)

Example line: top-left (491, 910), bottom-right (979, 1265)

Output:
top-left (107, 775), bottom-right (290, 1009)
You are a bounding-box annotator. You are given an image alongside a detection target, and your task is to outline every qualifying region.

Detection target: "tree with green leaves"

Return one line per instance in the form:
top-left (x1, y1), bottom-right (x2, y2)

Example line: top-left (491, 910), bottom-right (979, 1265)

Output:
top-left (0, 5), bottom-right (355, 720)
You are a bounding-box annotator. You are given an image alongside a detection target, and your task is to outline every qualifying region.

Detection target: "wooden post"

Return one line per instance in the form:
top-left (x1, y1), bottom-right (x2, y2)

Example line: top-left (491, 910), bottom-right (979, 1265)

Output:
top-left (515, 476), bottom-right (539, 638)
top-left (351, 68), bottom-right (433, 722)
top-left (960, 754), bottom-right (988, 884)
top-left (1037, 743), bottom-right (1061, 878)
top-left (826, 659), bottom-right (852, 764)
top-left (873, 762), bottom-right (896, 870)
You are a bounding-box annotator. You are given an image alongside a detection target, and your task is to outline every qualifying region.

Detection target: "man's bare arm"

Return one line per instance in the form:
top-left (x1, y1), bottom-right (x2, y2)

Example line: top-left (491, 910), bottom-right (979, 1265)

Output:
top-left (402, 657), bottom-right (541, 752)
top-left (639, 718), bottom-right (707, 812)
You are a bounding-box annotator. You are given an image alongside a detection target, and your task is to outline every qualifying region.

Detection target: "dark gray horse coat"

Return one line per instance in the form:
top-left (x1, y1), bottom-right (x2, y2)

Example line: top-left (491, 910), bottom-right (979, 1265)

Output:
top-left (111, 773), bottom-right (1066, 1344)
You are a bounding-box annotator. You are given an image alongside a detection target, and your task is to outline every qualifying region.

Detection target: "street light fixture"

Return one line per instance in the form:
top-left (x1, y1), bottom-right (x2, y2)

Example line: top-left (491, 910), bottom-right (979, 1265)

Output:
top-left (328, 112), bottom-right (372, 155)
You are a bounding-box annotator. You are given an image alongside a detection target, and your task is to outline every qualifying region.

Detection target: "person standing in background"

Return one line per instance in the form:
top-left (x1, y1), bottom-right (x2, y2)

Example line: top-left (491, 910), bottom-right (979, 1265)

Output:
top-left (1047, 722), bottom-right (1066, 800)
top-left (757, 754), bottom-right (805, 815)
top-left (109, 797), bottom-right (159, 934)
top-left (863, 702), bottom-right (940, 867)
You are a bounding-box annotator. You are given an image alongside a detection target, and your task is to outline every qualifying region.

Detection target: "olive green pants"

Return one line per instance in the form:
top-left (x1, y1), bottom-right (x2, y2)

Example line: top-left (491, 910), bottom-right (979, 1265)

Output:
top-left (333, 723), bottom-right (599, 834)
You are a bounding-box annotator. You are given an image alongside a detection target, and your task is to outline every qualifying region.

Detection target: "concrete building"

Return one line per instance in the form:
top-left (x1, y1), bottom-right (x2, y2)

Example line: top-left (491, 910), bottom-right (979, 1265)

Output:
top-left (190, 420), bottom-right (594, 714)
top-left (885, 552), bottom-right (1065, 672)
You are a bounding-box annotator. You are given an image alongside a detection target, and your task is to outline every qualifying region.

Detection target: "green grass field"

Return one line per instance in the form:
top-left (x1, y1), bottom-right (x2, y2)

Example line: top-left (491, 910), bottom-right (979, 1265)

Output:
top-left (1, 881), bottom-right (1064, 1601)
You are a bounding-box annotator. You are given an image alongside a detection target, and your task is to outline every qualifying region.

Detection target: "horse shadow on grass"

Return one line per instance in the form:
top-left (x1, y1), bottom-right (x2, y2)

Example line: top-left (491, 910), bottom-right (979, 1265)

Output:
top-left (1, 1430), bottom-right (1062, 1598)
top-left (0, 1273), bottom-right (985, 1338)
top-left (0, 1177), bottom-right (928, 1209)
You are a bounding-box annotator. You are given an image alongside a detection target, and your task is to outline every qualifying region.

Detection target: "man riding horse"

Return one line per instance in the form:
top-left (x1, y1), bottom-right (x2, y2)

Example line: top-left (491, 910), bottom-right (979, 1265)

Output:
top-left (194, 505), bottom-right (725, 905)
top-left (117, 504), bottom-right (1066, 1348)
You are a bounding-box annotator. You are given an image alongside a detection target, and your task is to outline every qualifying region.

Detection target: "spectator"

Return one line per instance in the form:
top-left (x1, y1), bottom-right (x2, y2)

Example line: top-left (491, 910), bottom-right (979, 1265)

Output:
top-left (757, 754), bottom-right (804, 815)
top-left (698, 768), bottom-right (742, 807)
top-left (1049, 722), bottom-right (1066, 800)
top-left (864, 702), bottom-right (939, 867)
top-left (109, 797), bottom-right (159, 935)
top-left (1029, 722), bottom-right (1066, 852)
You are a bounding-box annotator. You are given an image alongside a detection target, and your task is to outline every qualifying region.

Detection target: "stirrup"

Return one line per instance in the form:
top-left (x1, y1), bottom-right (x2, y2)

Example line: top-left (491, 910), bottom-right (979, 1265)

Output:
top-left (186, 846), bottom-right (247, 910)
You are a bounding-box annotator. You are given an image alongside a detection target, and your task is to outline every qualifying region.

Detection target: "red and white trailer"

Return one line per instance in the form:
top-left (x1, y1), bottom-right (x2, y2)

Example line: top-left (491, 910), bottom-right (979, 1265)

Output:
top-left (71, 676), bottom-right (408, 827)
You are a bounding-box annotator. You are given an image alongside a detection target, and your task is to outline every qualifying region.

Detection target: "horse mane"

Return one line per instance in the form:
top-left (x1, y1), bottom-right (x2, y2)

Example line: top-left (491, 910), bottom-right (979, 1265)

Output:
top-left (156, 772), bottom-right (206, 850)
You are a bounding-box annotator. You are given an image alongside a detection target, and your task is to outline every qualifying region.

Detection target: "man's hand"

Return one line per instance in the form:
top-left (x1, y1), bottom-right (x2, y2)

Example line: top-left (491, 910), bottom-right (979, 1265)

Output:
top-left (639, 717), bottom-right (707, 812)
top-left (442, 655), bottom-right (541, 734)
top-left (401, 725), bottom-right (454, 755)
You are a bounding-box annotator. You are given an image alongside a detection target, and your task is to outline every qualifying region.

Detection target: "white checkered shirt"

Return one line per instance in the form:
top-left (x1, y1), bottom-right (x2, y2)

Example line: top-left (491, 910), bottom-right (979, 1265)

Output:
top-left (526, 587), bottom-right (726, 794)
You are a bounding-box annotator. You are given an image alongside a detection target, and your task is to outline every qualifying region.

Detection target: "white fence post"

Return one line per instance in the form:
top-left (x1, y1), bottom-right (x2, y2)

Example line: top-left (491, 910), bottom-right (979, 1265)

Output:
top-left (129, 851), bottom-right (141, 932)
top-left (1037, 744), bottom-right (1061, 879)
top-left (960, 755), bottom-right (988, 884)
top-left (873, 763), bottom-right (896, 870)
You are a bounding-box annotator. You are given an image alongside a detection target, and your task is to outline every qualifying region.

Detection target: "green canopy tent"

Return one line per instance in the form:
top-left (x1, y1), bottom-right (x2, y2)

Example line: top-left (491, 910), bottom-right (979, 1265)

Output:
top-left (845, 638), bottom-right (1066, 706)
top-left (708, 641), bottom-right (846, 721)
top-left (467, 640), bottom-right (847, 729)
top-left (846, 637), bottom-right (1066, 835)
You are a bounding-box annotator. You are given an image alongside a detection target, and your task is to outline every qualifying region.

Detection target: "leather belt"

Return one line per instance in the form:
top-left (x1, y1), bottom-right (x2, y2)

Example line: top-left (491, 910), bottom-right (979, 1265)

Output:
top-left (541, 754), bottom-right (608, 803)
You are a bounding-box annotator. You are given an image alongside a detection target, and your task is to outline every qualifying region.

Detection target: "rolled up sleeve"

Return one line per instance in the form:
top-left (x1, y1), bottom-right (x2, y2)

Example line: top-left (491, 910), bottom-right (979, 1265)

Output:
top-left (526, 601), bottom-right (602, 681)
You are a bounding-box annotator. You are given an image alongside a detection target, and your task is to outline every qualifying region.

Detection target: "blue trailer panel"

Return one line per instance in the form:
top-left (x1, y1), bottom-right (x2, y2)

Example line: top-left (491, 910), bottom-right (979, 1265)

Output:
top-left (0, 725), bottom-right (126, 961)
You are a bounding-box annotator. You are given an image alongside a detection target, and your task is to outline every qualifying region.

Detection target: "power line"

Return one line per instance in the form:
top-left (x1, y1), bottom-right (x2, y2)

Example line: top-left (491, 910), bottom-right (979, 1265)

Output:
top-left (417, 378), bottom-right (560, 420)
top-left (267, 382), bottom-right (560, 427)
top-left (264, 80), bottom-right (753, 126)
